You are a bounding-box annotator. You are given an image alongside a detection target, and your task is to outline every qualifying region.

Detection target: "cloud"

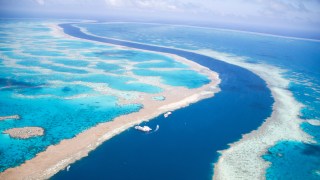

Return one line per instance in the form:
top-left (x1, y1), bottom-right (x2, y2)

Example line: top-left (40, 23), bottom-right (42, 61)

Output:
top-left (34, 0), bottom-right (45, 5)
top-left (102, 0), bottom-right (319, 21)
top-left (1, 0), bottom-right (319, 32)
top-left (105, 0), bottom-right (127, 7)
top-left (136, 0), bottom-right (178, 11)
top-left (104, 0), bottom-right (180, 11)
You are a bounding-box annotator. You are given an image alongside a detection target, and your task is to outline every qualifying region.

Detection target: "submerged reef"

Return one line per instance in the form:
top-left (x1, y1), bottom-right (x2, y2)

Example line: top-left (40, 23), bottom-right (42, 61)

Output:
top-left (4, 127), bottom-right (44, 139)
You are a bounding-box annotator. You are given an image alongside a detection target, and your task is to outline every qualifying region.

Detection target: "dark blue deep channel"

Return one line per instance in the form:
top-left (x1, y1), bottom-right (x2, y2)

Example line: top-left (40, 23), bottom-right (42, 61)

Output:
top-left (53, 23), bottom-right (274, 180)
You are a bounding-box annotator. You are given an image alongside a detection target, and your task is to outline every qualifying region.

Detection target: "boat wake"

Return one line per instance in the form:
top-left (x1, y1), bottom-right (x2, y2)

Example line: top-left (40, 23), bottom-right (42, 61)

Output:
top-left (154, 125), bottom-right (160, 132)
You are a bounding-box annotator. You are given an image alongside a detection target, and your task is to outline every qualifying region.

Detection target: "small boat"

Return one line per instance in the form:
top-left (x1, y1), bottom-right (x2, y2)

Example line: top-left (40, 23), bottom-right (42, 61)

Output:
top-left (164, 111), bottom-right (172, 118)
top-left (134, 125), bottom-right (152, 132)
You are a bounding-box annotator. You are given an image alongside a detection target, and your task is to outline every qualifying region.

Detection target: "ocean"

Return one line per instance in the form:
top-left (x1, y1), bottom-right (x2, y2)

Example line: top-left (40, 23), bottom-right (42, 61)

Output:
top-left (54, 22), bottom-right (320, 179)
top-left (53, 23), bottom-right (273, 179)
top-left (1, 19), bottom-right (318, 179)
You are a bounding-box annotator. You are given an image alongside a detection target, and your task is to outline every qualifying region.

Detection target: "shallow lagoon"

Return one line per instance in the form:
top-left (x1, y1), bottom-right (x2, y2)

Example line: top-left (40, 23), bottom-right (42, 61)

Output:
top-left (133, 69), bottom-right (210, 88)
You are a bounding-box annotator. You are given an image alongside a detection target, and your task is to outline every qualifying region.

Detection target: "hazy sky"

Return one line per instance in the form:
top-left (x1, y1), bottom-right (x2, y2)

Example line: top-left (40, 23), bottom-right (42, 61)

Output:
top-left (1, 0), bottom-right (320, 37)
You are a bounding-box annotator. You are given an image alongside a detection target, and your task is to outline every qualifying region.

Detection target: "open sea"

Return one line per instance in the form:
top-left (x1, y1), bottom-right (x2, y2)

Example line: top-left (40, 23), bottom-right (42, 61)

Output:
top-left (55, 22), bottom-right (320, 179)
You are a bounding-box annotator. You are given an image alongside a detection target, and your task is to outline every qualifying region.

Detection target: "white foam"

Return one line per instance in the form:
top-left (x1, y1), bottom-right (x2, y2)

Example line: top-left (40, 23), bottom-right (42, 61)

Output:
top-left (306, 120), bottom-right (320, 126)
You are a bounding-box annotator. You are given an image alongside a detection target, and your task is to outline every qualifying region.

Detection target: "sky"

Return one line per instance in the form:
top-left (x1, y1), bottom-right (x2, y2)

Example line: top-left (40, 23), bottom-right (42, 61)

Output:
top-left (1, 0), bottom-right (320, 38)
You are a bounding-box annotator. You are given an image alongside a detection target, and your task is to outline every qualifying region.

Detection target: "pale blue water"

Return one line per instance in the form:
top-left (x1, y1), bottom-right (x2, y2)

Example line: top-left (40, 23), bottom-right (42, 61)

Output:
top-left (33, 63), bottom-right (88, 74)
top-left (75, 22), bottom-right (320, 179)
top-left (16, 84), bottom-right (93, 97)
top-left (95, 62), bottom-right (124, 73)
top-left (23, 50), bottom-right (65, 57)
top-left (134, 60), bottom-right (188, 68)
top-left (54, 58), bottom-right (90, 67)
top-left (133, 69), bottom-right (210, 88)
top-left (82, 49), bottom-right (173, 62)
top-left (0, 19), bottom-right (211, 172)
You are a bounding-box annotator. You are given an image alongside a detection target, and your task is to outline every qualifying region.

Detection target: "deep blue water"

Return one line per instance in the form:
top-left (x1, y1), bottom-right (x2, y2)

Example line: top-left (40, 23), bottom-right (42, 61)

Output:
top-left (78, 23), bottom-right (320, 120)
top-left (73, 22), bottom-right (320, 179)
top-left (53, 23), bottom-right (273, 179)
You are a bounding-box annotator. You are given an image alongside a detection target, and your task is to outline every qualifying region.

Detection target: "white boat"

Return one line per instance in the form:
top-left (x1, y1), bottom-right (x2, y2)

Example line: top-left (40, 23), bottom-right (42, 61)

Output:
top-left (134, 125), bottom-right (152, 132)
top-left (164, 111), bottom-right (172, 118)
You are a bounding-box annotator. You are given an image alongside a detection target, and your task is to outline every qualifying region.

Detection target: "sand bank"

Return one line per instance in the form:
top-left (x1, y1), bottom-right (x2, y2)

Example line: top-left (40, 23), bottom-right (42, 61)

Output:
top-left (4, 127), bottom-right (44, 139)
top-left (0, 25), bottom-right (220, 179)
top-left (194, 49), bottom-right (313, 180)
top-left (0, 115), bottom-right (20, 121)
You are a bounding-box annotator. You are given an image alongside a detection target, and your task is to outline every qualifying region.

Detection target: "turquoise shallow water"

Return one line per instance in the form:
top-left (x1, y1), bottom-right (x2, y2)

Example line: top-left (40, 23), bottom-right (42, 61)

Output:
top-left (54, 58), bottom-right (90, 67)
top-left (133, 69), bottom-right (210, 88)
top-left (15, 84), bottom-right (93, 97)
top-left (95, 62), bottom-right (124, 73)
top-left (263, 141), bottom-right (320, 180)
top-left (134, 60), bottom-right (188, 68)
top-left (76, 22), bottom-right (320, 179)
top-left (0, 90), bottom-right (142, 171)
top-left (0, 19), bottom-right (211, 172)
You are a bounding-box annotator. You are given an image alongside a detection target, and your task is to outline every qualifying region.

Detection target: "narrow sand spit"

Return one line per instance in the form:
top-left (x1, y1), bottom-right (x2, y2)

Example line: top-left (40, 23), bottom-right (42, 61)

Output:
top-left (0, 115), bottom-right (20, 121)
top-left (195, 49), bottom-right (313, 180)
top-left (0, 25), bottom-right (221, 180)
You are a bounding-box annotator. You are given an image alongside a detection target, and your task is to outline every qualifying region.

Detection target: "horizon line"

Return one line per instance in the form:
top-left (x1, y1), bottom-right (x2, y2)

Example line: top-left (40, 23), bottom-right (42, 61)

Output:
top-left (1, 17), bottom-right (319, 42)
